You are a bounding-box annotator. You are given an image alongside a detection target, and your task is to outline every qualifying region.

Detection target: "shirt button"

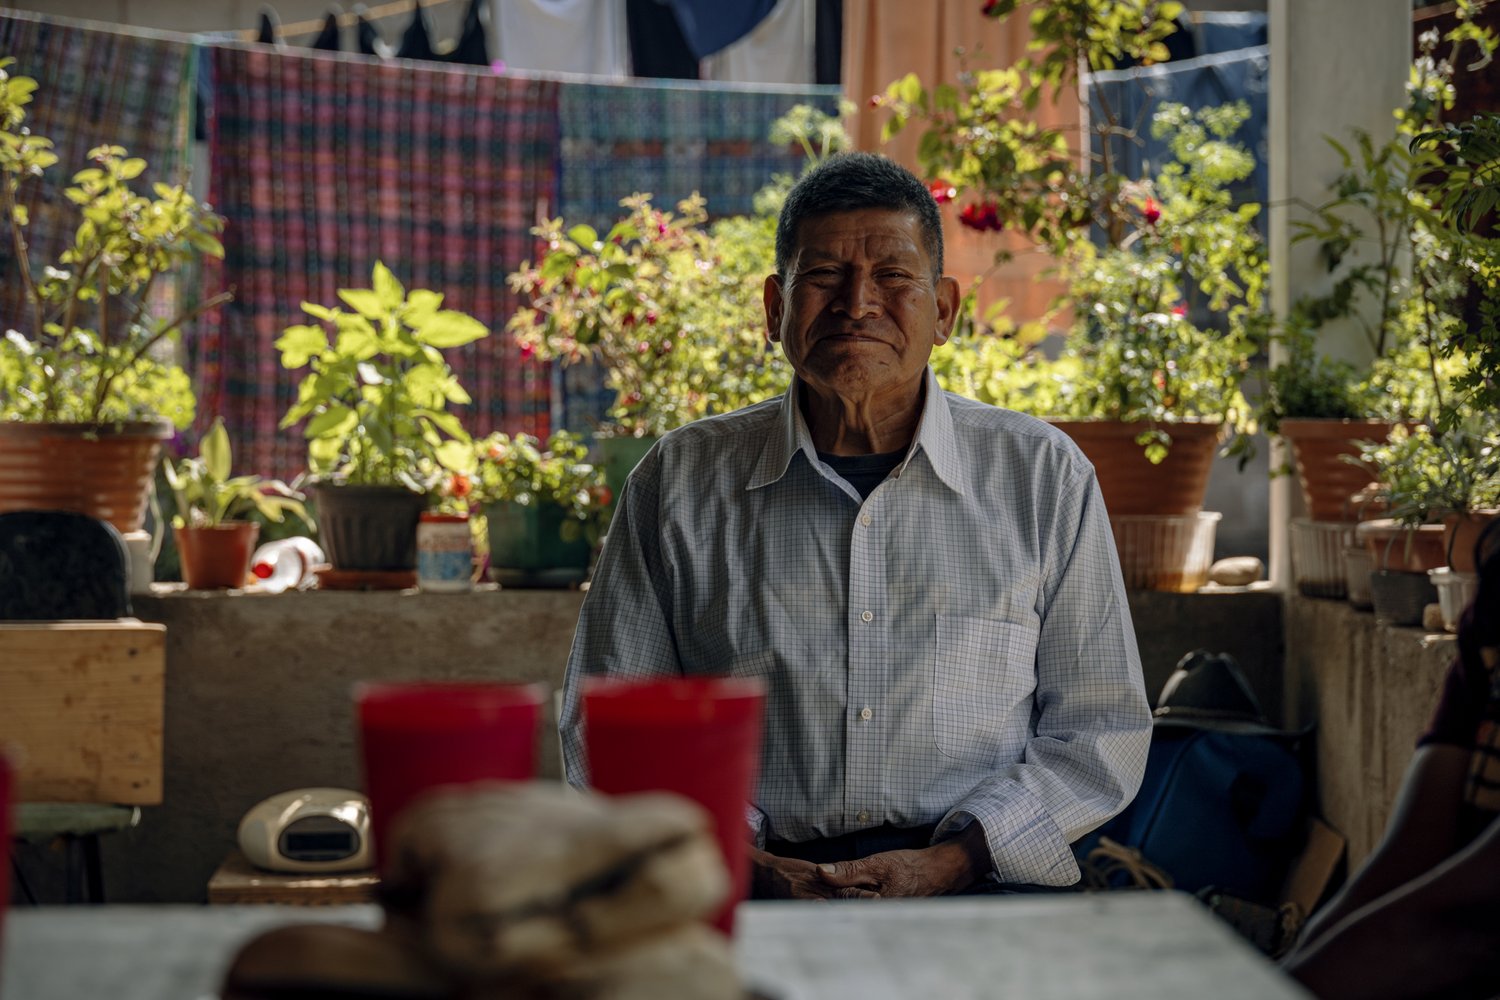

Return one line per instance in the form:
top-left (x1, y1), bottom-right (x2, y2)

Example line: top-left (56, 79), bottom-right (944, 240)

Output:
top-left (859, 707), bottom-right (873, 721)
top-left (860, 512), bottom-right (872, 527)
top-left (857, 810), bottom-right (871, 823)
top-left (860, 610), bottom-right (874, 623)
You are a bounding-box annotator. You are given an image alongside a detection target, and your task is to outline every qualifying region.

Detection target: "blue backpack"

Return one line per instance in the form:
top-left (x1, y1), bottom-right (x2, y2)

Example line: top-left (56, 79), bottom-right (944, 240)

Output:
top-left (1074, 650), bottom-right (1310, 904)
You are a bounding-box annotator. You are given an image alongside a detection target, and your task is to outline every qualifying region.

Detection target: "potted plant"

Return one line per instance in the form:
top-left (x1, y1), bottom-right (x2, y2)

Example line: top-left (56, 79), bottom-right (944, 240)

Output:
top-left (0, 58), bottom-right (228, 533)
top-left (162, 417), bottom-right (309, 589)
top-left (275, 261), bottom-right (487, 575)
top-left (506, 103), bottom-right (843, 498)
top-left (1409, 110), bottom-right (1500, 574)
top-left (920, 99), bottom-right (1267, 519)
top-left (1269, 19), bottom-right (1496, 524)
top-left (881, 0), bottom-right (1265, 515)
top-left (466, 430), bottom-right (609, 587)
top-left (508, 192), bottom-right (787, 498)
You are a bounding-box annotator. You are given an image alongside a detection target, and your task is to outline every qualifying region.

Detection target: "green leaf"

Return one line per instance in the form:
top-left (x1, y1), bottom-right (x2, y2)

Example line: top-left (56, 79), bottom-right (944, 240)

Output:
top-left (274, 324), bottom-right (329, 368)
top-left (304, 404), bottom-right (357, 440)
top-left (338, 288), bottom-right (387, 320)
top-left (416, 310), bottom-right (489, 348)
top-left (404, 288), bottom-right (443, 327)
top-left (415, 407), bottom-right (466, 440)
top-left (567, 224), bottom-right (599, 247)
top-left (372, 260), bottom-right (405, 311)
top-left (895, 72), bottom-right (922, 107)
top-left (301, 301), bottom-right (338, 321)
top-left (201, 418), bottom-right (232, 483)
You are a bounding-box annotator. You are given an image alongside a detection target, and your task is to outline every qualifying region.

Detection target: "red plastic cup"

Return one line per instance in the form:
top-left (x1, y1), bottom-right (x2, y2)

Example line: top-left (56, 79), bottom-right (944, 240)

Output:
top-left (583, 677), bottom-right (764, 935)
top-left (355, 681), bottom-right (544, 873)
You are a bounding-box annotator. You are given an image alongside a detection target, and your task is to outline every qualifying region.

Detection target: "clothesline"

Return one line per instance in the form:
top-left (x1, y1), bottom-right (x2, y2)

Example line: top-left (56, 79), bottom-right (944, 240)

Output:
top-left (239, 0), bottom-right (465, 41)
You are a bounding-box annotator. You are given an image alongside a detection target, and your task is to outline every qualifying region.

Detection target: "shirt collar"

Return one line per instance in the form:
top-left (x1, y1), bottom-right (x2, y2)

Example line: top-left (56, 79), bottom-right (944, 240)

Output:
top-left (747, 367), bottom-right (971, 498)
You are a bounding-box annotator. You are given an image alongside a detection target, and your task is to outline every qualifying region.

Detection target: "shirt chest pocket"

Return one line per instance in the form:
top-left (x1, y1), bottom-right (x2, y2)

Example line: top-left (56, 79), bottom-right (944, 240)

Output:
top-left (933, 614), bottom-right (1040, 763)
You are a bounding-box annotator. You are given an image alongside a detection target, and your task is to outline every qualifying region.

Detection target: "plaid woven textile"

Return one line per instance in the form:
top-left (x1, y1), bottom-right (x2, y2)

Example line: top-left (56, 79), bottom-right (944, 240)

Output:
top-left (0, 11), bottom-right (196, 330)
top-left (198, 44), bottom-right (558, 479)
top-left (558, 79), bottom-right (842, 231)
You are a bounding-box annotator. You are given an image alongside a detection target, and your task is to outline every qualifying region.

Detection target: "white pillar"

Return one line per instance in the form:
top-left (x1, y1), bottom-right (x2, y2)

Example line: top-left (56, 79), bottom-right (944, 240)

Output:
top-left (1266, 0), bottom-right (1410, 595)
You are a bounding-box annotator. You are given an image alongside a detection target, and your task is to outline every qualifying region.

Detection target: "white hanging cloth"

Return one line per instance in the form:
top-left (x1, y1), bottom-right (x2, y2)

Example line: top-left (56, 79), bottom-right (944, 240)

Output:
top-left (702, 0), bottom-right (815, 85)
top-left (495, 0), bottom-right (630, 78)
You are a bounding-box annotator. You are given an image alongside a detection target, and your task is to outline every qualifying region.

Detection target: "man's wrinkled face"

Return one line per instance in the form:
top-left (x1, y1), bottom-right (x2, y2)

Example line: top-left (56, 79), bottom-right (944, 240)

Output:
top-left (764, 208), bottom-right (957, 404)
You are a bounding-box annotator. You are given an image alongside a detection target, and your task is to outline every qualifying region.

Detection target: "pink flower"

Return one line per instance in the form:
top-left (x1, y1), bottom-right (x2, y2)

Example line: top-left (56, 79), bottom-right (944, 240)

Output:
top-left (520, 342), bottom-right (535, 360)
top-left (928, 179), bottom-right (957, 204)
top-left (1142, 197), bottom-right (1161, 226)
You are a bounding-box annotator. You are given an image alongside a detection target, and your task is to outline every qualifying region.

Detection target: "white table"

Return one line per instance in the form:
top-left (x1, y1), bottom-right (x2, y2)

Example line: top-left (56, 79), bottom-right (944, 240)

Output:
top-left (1, 892), bottom-right (1309, 1000)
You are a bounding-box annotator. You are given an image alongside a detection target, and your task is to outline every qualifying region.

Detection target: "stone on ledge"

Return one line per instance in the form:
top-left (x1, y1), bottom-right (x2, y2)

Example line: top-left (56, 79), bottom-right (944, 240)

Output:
top-left (1209, 556), bottom-right (1264, 587)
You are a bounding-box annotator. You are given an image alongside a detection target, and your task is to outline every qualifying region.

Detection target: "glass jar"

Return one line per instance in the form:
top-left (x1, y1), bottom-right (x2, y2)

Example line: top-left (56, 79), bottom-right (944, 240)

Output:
top-left (416, 513), bottom-right (473, 593)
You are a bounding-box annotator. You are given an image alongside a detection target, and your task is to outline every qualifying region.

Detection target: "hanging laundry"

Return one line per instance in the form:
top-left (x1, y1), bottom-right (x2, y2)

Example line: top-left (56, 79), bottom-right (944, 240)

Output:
top-left (625, 0), bottom-right (698, 79)
top-left (497, 0), bottom-right (629, 78)
top-left (198, 44), bottom-right (560, 479)
top-left (256, 5), bottom-right (287, 47)
top-left (814, 0), bottom-right (841, 85)
top-left (444, 0), bottom-right (490, 66)
top-left (666, 0), bottom-right (776, 59)
top-left (310, 7), bottom-right (342, 51)
top-left (395, 0), bottom-right (437, 61)
top-left (354, 3), bottom-right (392, 58)
top-left (703, 0), bottom-right (814, 85)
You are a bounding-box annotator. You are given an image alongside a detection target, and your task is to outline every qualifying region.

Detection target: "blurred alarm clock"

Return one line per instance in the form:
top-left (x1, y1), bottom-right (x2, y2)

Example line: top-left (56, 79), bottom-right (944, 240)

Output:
top-left (237, 788), bottom-right (373, 873)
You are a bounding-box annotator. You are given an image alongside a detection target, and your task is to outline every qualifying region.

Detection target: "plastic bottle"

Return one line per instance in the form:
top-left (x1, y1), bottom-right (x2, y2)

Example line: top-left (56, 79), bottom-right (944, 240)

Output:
top-left (249, 537), bottom-right (326, 593)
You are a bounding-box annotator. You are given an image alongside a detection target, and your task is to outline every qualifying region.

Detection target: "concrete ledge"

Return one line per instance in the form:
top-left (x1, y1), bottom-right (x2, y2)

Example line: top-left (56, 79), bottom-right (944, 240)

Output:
top-left (1284, 594), bottom-right (1455, 867)
top-left (87, 586), bottom-right (1283, 903)
top-left (107, 586), bottom-right (585, 903)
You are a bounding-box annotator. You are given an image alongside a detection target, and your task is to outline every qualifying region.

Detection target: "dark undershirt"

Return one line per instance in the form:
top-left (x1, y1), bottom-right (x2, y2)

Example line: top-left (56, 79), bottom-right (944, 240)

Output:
top-left (818, 448), bottom-right (906, 501)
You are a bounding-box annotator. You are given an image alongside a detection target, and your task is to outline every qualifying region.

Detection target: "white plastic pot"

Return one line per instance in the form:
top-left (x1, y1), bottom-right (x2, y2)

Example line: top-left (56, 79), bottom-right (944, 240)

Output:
top-left (1428, 568), bottom-right (1479, 634)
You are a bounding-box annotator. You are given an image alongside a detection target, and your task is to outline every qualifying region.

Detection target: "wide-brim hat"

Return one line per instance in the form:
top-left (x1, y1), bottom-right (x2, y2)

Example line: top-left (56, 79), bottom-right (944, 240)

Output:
top-left (1151, 649), bottom-right (1306, 738)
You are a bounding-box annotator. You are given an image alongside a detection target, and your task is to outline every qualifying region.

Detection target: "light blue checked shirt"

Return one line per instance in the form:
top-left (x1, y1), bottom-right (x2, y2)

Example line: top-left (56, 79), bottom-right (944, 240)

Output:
top-left (560, 368), bottom-right (1151, 885)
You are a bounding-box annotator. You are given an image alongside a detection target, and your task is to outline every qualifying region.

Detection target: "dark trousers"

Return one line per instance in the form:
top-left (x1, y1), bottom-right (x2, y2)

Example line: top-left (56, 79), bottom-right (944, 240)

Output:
top-left (763, 823), bottom-right (1082, 896)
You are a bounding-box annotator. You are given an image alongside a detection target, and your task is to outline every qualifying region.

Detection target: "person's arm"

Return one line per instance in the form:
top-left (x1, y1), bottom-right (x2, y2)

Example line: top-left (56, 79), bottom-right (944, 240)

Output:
top-left (1290, 744), bottom-right (1469, 953)
top-left (932, 470), bottom-right (1152, 886)
top-left (1283, 807), bottom-right (1500, 999)
top-left (558, 449), bottom-right (683, 788)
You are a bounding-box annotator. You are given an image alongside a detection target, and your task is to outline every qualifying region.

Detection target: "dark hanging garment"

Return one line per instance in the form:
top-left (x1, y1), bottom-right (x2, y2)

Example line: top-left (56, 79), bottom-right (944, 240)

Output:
top-left (814, 0), bottom-right (841, 85)
top-left (310, 8), bottom-right (342, 51)
top-left (445, 0), bottom-right (490, 66)
top-left (396, 0), bottom-right (437, 61)
top-left (256, 6), bottom-right (286, 48)
top-left (626, 0), bottom-right (699, 79)
top-left (354, 4), bottom-right (392, 58)
top-left (666, 0), bottom-right (776, 59)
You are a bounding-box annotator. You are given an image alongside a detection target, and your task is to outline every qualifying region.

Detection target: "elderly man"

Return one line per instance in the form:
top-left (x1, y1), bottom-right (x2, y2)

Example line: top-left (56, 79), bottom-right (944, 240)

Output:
top-left (560, 152), bottom-right (1150, 898)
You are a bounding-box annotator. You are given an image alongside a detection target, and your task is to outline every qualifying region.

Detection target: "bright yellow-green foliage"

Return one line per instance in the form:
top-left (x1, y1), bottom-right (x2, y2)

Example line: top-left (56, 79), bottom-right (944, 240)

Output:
top-left (164, 417), bottom-right (309, 528)
top-left (276, 261), bottom-right (487, 489)
top-left (0, 57), bottom-right (223, 429)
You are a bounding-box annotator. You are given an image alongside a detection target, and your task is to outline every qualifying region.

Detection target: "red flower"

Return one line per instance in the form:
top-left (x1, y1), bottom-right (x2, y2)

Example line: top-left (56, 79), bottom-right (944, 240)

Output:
top-left (519, 342), bottom-right (535, 360)
top-left (981, 0), bottom-right (1003, 15)
top-left (447, 474), bottom-right (472, 499)
top-left (1141, 197), bottom-right (1161, 226)
top-left (1171, 302), bottom-right (1188, 319)
top-left (928, 179), bottom-right (957, 204)
top-left (868, 94), bottom-right (884, 109)
top-left (958, 201), bottom-right (1003, 233)
top-left (590, 484), bottom-right (614, 508)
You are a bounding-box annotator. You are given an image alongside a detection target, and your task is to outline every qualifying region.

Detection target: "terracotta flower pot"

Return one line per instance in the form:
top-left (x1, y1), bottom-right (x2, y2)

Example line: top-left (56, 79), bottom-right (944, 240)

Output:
top-left (175, 522), bottom-right (260, 589)
top-left (1278, 419), bottom-right (1394, 522)
top-left (1443, 510), bottom-right (1498, 574)
top-left (1355, 518), bottom-right (1447, 573)
top-left (0, 421), bottom-right (172, 533)
top-left (1048, 420), bottom-right (1222, 516)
